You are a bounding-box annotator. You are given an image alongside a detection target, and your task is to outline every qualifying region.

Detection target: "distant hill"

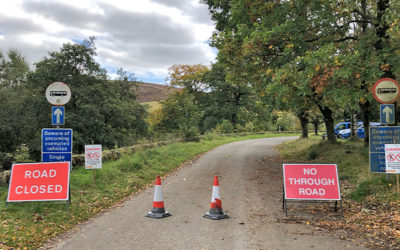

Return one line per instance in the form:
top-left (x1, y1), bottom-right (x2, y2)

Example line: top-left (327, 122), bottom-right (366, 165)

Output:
top-left (134, 82), bottom-right (178, 103)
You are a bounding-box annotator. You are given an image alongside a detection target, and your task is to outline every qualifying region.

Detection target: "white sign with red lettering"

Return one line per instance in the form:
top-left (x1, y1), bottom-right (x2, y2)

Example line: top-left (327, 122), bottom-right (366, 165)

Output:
top-left (283, 164), bottom-right (341, 200)
top-left (85, 145), bottom-right (102, 169)
top-left (7, 162), bottom-right (70, 202)
top-left (385, 144), bottom-right (400, 174)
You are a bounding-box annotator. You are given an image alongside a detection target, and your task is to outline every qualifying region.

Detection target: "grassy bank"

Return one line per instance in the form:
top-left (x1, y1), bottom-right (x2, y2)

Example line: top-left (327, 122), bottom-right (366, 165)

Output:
top-left (0, 133), bottom-right (295, 249)
top-left (276, 136), bottom-right (399, 201)
top-left (276, 136), bottom-right (400, 249)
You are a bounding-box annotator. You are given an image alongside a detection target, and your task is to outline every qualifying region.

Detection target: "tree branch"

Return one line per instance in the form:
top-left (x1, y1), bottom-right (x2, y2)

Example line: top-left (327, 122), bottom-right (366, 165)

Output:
top-left (352, 9), bottom-right (373, 21)
top-left (334, 36), bottom-right (359, 42)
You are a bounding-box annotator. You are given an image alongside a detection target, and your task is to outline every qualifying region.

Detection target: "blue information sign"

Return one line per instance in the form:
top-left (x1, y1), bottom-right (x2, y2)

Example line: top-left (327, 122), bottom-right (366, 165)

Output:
top-left (42, 128), bottom-right (72, 163)
top-left (369, 126), bottom-right (400, 172)
top-left (52, 106), bottom-right (65, 125)
top-left (380, 104), bottom-right (395, 124)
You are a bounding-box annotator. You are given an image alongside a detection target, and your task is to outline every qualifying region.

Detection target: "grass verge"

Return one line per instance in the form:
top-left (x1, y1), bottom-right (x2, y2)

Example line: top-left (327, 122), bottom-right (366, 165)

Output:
top-left (276, 136), bottom-right (400, 249)
top-left (276, 136), bottom-right (399, 201)
top-left (0, 132), bottom-right (295, 249)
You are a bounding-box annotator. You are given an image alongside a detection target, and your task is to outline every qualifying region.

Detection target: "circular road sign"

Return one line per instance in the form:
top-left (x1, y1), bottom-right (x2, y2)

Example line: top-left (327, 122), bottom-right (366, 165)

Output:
top-left (372, 78), bottom-right (400, 104)
top-left (45, 82), bottom-right (71, 106)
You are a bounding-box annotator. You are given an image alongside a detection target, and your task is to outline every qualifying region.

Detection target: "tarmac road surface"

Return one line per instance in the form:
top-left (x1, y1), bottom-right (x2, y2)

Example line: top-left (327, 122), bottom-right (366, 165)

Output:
top-left (45, 137), bottom-right (367, 250)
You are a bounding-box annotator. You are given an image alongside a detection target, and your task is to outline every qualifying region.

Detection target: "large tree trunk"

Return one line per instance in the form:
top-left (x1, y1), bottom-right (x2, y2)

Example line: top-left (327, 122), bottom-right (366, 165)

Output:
top-left (359, 100), bottom-right (370, 147)
top-left (313, 122), bottom-right (318, 135)
top-left (350, 113), bottom-right (358, 139)
top-left (295, 111), bottom-right (309, 138)
top-left (317, 104), bottom-right (336, 143)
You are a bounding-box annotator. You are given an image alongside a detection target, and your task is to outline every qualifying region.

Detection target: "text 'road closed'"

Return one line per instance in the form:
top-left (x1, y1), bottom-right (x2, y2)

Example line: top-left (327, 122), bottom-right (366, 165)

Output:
top-left (7, 162), bottom-right (70, 202)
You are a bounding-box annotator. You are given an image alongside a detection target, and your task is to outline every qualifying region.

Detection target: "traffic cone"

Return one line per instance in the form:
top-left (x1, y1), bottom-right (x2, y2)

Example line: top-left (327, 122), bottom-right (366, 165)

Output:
top-left (146, 176), bottom-right (171, 219)
top-left (203, 176), bottom-right (229, 220)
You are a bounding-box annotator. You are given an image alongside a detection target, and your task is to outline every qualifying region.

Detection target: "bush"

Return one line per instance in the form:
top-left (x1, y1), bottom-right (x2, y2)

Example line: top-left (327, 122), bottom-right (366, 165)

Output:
top-left (216, 120), bottom-right (234, 134)
top-left (0, 152), bottom-right (14, 171)
top-left (202, 116), bottom-right (219, 132)
top-left (202, 131), bottom-right (218, 141)
top-left (182, 127), bottom-right (200, 142)
top-left (14, 144), bottom-right (32, 163)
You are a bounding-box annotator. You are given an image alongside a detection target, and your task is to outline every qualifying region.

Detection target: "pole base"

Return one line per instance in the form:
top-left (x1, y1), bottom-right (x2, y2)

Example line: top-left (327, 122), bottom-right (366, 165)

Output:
top-left (145, 211), bottom-right (171, 219)
top-left (203, 212), bottom-right (229, 220)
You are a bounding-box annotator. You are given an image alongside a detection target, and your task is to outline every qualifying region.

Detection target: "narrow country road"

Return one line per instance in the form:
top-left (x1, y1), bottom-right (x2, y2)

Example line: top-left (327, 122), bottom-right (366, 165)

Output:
top-left (45, 137), bottom-right (366, 249)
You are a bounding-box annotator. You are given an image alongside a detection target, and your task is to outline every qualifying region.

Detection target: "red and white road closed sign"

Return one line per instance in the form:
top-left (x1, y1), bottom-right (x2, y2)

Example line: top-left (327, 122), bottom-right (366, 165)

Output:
top-left (283, 164), bottom-right (341, 200)
top-left (7, 162), bottom-right (70, 202)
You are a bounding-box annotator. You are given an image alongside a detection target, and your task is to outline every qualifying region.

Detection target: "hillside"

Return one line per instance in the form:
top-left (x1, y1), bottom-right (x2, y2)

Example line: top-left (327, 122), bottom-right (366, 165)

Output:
top-left (134, 82), bottom-right (177, 103)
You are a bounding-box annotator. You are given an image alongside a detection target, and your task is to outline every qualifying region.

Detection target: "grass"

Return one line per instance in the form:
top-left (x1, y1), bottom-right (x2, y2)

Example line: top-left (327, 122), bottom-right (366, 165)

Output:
top-left (0, 132), bottom-right (295, 249)
top-left (276, 135), bottom-right (400, 202)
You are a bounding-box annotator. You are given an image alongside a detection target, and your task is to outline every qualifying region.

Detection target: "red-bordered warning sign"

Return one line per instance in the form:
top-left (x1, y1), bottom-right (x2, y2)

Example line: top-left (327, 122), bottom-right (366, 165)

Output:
top-left (7, 162), bottom-right (70, 202)
top-left (85, 145), bottom-right (102, 169)
top-left (385, 144), bottom-right (400, 173)
top-left (283, 164), bottom-right (341, 200)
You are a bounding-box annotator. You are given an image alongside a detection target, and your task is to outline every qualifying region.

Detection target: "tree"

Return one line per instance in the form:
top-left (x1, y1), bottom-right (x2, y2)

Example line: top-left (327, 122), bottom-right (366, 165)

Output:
top-left (203, 62), bottom-right (254, 129)
top-left (0, 49), bottom-right (31, 154)
top-left (203, 0), bottom-right (400, 145)
top-left (167, 64), bottom-right (209, 93)
top-left (153, 91), bottom-right (201, 141)
top-left (25, 37), bottom-right (147, 156)
top-left (0, 49), bottom-right (30, 88)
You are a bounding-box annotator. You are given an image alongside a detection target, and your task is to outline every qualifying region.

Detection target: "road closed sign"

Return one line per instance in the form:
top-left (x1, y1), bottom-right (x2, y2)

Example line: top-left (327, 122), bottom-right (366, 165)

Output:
top-left (283, 164), bottom-right (341, 200)
top-left (7, 162), bottom-right (70, 202)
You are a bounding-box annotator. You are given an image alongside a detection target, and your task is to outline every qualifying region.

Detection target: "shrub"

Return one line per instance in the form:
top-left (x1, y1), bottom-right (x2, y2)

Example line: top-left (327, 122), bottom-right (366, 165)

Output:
top-left (182, 126), bottom-right (200, 142)
top-left (14, 144), bottom-right (32, 163)
top-left (217, 120), bottom-right (234, 134)
top-left (0, 152), bottom-right (14, 171)
top-left (202, 116), bottom-right (219, 132)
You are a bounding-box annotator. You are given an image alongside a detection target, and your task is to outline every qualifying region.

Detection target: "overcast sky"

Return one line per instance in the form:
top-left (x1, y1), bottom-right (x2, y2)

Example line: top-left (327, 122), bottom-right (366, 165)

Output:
top-left (0, 0), bottom-right (216, 84)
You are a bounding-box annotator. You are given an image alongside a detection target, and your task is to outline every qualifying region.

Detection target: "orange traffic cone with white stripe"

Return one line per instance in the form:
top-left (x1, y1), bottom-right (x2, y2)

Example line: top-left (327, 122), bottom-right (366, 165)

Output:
top-left (146, 176), bottom-right (171, 219)
top-left (203, 176), bottom-right (229, 220)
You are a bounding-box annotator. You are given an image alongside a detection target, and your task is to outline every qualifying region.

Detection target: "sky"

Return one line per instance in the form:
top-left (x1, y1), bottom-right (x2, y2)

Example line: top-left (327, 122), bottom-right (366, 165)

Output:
top-left (0, 0), bottom-right (216, 84)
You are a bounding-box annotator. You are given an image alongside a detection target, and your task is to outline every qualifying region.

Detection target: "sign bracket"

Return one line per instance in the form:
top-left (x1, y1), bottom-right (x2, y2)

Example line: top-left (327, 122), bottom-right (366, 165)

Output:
top-left (283, 197), bottom-right (343, 217)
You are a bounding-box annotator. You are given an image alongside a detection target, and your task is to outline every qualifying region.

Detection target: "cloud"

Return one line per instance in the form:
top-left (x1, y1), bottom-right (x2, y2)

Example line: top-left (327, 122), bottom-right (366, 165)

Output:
top-left (0, 0), bottom-right (215, 84)
top-left (0, 15), bottom-right (44, 36)
top-left (152, 0), bottom-right (213, 25)
top-left (99, 4), bottom-right (195, 45)
top-left (21, 0), bottom-right (99, 29)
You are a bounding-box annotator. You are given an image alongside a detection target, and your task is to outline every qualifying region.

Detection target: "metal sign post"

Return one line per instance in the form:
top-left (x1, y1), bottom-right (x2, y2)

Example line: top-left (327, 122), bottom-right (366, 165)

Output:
top-left (44, 82), bottom-right (73, 207)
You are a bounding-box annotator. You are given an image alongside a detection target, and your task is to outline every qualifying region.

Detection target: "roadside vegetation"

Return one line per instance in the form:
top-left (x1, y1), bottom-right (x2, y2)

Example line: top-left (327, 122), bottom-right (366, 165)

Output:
top-left (1, 0), bottom-right (400, 248)
top-left (0, 133), bottom-right (294, 249)
top-left (277, 136), bottom-right (400, 249)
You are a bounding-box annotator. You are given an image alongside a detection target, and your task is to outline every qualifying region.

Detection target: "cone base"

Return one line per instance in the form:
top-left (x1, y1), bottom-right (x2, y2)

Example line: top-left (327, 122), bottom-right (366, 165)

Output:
top-left (145, 211), bottom-right (171, 219)
top-left (203, 212), bottom-right (229, 220)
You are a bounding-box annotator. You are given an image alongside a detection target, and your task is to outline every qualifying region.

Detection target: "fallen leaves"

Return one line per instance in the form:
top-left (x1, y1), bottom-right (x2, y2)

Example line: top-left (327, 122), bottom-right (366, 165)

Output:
top-left (285, 199), bottom-right (400, 249)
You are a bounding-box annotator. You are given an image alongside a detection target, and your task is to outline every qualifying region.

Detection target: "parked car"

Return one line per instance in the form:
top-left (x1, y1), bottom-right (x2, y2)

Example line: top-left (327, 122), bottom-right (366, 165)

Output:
top-left (337, 122), bottom-right (381, 139)
top-left (322, 121), bottom-right (362, 139)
